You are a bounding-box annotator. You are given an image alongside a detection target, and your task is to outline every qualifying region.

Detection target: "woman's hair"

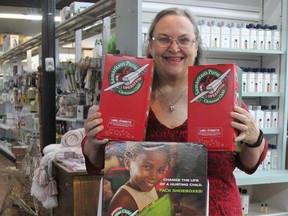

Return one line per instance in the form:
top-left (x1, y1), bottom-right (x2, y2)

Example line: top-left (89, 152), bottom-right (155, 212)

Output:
top-left (146, 7), bottom-right (203, 66)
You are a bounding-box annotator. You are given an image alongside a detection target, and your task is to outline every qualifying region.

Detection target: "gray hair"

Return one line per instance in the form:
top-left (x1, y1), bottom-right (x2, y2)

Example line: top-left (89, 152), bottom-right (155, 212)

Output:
top-left (146, 7), bottom-right (203, 66)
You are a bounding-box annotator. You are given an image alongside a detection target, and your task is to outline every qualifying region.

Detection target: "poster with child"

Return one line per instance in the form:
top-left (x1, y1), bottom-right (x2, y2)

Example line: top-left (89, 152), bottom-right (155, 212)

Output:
top-left (102, 141), bottom-right (208, 216)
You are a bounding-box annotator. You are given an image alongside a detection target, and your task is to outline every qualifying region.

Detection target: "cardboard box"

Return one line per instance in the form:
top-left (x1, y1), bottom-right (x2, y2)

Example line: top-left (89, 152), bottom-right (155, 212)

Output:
top-left (70, 2), bottom-right (94, 17)
top-left (60, 6), bottom-right (70, 23)
top-left (101, 141), bottom-right (208, 216)
top-left (11, 146), bottom-right (28, 155)
top-left (3, 34), bottom-right (19, 52)
top-left (96, 54), bottom-right (154, 141)
top-left (188, 64), bottom-right (242, 151)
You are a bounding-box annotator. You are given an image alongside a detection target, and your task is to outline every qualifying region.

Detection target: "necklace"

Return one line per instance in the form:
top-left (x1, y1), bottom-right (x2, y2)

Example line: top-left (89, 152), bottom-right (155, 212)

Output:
top-left (158, 86), bottom-right (187, 112)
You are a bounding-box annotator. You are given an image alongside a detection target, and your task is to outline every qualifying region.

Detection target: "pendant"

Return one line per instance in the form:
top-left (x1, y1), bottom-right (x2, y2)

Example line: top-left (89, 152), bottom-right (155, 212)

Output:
top-left (169, 105), bottom-right (174, 112)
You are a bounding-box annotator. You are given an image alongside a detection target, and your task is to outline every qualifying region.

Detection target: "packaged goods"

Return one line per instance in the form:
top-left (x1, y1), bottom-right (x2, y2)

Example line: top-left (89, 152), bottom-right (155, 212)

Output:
top-left (69, 2), bottom-right (94, 16)
top-left (188, 64), bottom-right (242, 151)
top-left (96, 54), bottom-right (154, 141)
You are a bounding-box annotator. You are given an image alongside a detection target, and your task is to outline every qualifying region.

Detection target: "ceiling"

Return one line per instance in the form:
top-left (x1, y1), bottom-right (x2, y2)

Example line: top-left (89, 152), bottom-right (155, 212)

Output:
top-left (0, 0), bottom-right (98, 36)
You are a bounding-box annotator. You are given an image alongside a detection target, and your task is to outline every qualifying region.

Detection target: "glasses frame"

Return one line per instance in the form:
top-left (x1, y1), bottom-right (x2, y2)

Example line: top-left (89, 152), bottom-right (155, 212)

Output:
top-left (151, 34), bottom-right (196, 48)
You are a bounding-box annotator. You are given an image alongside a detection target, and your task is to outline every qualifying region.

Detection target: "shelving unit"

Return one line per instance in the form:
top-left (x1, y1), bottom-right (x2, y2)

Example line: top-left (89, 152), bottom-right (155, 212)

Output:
top-left (248, 203), bottom-right (288, 216)
top-left (0, 0), bottom-right (116, 156)
top-left (0, 0), bottom-right (116, 64)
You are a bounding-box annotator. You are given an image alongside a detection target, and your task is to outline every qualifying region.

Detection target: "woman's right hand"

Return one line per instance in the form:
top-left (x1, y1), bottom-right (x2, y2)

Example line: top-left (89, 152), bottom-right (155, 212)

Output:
top-left (83, 105), bottom-right (109, 167)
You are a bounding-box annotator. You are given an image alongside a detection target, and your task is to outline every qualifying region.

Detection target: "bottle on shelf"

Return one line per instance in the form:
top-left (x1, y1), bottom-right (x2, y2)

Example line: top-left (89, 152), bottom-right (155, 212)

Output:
top-left (271, 105), bottom-right (278, 128)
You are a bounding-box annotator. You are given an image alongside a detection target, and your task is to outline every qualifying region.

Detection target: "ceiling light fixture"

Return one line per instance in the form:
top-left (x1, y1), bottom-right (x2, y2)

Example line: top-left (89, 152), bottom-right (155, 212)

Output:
top-left (0, 13), bottom-right (61, 22)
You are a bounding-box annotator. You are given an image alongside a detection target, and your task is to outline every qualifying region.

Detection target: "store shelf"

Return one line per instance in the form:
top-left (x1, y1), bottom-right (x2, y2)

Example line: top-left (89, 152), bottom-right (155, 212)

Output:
top-left (242, 92), bottom-right (281, 98)
top-left (262, 128), bottom-right (281, 135)
top-left (205, 47), bottom-right (284, 57)
top-left (0, 122), bottom-right (16, 130)
top-left (0, 0), bottom-right (116, 63)
top-left (20, 126), bottom-right (39, 134)
top-left (56, 116), bottom-right (85, 123)
top-left (235, 170), bottom-right (288, 186)
top-left (248, 203), bottom-right (288, 216)
top-left (0, 145), bottom-right (15, 162)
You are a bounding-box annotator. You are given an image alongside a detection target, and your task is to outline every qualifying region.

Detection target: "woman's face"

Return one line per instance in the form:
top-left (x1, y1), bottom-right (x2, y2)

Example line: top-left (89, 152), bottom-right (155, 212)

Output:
top-left (126, 150), bottom-right (168, 192)
top-left (149, 14), bottom-right (198, 79)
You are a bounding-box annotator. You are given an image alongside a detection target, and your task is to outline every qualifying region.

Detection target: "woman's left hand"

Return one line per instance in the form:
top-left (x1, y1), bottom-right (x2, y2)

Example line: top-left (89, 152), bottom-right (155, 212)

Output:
top-left (230, 106), bottom-right (260, 145)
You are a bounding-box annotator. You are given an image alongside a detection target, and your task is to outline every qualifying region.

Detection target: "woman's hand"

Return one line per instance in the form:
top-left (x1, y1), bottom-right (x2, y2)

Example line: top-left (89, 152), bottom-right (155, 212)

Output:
top-left (230, 105), bottom-right (266, 170)
top-left (230, 106), bottom-right (260, 145)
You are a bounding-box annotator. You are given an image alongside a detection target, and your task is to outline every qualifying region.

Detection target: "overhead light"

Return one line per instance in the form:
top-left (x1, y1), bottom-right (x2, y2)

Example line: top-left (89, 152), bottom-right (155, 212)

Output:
top-left (0, 13), bottom-right (61, 22)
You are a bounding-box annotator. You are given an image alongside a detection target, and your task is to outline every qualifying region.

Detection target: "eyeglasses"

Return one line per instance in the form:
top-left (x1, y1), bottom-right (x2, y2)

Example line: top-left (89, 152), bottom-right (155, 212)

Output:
top-left (151, 34), bottom-right (196, 48)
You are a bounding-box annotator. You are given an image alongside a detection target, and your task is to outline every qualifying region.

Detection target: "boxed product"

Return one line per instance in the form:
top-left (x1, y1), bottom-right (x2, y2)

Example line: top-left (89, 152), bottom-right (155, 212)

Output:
top-left (3, 34), bottom-right (19, 52)
top-left (96, 54), bottom-right (154, 141)
top-left (100, 141), bottom-right (208, 216)
top-left (69, 1), bottom-right (94, 16)
top-left (188, 64), bottom-right (242, 151)
top-left (60, 6), bottom-right (70, 22)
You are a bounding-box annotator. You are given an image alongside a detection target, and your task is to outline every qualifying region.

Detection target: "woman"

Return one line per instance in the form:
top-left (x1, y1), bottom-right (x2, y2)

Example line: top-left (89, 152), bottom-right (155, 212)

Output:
top-left (82, 8), bottom-right (267, 215)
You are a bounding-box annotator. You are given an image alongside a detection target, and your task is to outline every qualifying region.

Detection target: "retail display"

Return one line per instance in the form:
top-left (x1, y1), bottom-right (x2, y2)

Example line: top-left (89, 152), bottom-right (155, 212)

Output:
top-left (0, 66), bottom-right (40, 159)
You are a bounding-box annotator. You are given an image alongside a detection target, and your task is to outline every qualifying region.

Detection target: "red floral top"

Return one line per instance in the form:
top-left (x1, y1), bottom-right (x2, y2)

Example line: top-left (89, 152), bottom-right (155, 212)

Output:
top-left (146, 110), bottom-right (268, 216)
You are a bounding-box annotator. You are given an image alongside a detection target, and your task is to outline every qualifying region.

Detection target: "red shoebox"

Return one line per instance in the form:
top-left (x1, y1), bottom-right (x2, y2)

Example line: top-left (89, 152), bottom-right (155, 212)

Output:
top-left (96, 54), bottom-right (154, 141)
top-left (187, 64), bottom-right (242, 151)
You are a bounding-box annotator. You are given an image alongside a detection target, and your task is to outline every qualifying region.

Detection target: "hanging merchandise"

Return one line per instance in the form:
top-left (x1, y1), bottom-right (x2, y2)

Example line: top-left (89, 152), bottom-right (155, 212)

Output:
top-left (65, 63), bottom-right (77, 91)
top-left (93, 38), bottom-right (103, 58)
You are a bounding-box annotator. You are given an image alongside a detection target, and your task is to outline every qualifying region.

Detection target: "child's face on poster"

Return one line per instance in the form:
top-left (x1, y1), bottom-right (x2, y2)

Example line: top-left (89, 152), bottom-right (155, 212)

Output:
top-left (127, 150), bottom-right (168, 192)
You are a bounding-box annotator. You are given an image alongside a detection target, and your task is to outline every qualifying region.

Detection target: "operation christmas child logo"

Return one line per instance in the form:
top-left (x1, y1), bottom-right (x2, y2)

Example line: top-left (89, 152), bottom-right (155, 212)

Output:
top-left (190, 68), bottom-right (231, 104)
top-left (104, 60), bottom-right (149, 95)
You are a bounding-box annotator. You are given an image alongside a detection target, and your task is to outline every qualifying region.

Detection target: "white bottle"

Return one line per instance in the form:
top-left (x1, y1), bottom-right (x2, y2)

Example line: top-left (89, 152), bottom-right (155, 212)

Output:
top-left (264, 149), bottom-right (271, 171)
top-left (263, 105), bottom-right (271, 128)
top-left (220, 22), bottom-right (231, 49)
top-left (210, 21), bottom-right (221, 48)
top-left (201, 20), bottom-right (211, 48)
top-left (197, 20), bottom-right (202, 32)
top-left (271, 105), bottom-right (278, 128)
top-left (254, 105), bottom-right (264, 128)
top-left (240, 189), bottom-right (249, 215)
top-left (270, 68), bottom-right (278, 92)
top-left (241, 67), bottom-right (247, 93)
top-left (270, 145), bottom-right (278, 170)
top-left (272, 25), bottom-right (280, 50)
top-left (230, 23), bottom-right (240, 49)
top-left (240, 23), bottom-right (250, 49)
top-left (248, 23), bottom-right (257, 49)
top-left (247, 67), bottom-right (255, 92)
top-left (264, 24), bottom-right (272, 50)
top-left (263, 68), bottom-right (271, 92)
top-left (254, 68), bottom-right (263, 92)
top-left (247, 105), bottom-right (255, 121)
top-left (256, 24), bottom-right (265, 50)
